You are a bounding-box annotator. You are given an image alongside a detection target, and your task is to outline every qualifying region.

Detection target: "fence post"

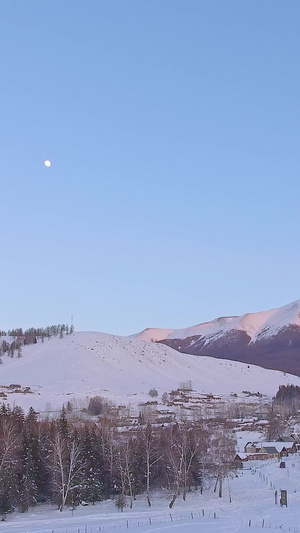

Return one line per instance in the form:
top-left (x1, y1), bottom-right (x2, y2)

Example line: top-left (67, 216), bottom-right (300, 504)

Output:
top-left (170, 513), bottom-right (173, 522)
top-left (149, 517), bottom-right (151, 525)
top-left (191, 512), bottom-right (193, 519)
top-left (249, 519), bottom-right (251, 526)
top-left (202, 509), bottom-right (205, 516)
top-left (127, 520), bottom-right (129, 528)
top-left (262, 518), bottom-right (264, 527)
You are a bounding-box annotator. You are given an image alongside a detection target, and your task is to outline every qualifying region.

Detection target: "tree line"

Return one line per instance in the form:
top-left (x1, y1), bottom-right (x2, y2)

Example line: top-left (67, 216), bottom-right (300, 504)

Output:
top-left (273, 384), bottom-right (300, 416)
top-left (8, 323), bottom-right (74, 342)
top-left (0, 323), bottom-right (74, 362)
top-left (0, 402), bottom-right (236, 519)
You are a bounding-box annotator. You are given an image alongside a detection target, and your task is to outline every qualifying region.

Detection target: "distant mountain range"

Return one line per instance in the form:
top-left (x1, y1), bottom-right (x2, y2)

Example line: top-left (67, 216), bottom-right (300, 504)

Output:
top-left (134, 300), bottom-right (300, 376)
top-left (2, 300), bottom-right (300, 410)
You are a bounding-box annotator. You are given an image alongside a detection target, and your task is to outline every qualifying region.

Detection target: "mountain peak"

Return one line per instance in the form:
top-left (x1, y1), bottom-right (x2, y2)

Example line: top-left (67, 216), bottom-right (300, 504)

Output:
top-left (135, 300), bottom-right (300, 343)
top-left (134, 300), bottom-right (300, 376)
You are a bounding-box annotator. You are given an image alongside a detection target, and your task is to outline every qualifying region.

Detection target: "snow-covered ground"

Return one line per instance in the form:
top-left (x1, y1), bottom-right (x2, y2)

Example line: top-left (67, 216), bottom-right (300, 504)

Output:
top-left (1, 331), bottom-right (299, 412)
top-left (2, 454), bottom-right (300, 533)
top-left (2, 330), bottom-right (300, 533)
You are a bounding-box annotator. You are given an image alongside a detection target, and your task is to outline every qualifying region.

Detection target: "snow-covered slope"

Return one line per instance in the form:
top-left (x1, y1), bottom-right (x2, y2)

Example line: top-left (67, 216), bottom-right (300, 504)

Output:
top-left (135, 300), bottom-right (300, 343)
top-left (0, 331), bottom-right (300, 411)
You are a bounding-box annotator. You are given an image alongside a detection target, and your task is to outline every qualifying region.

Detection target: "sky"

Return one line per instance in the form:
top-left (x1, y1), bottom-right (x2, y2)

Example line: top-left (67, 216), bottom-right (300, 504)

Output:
top-left (1, 0), bottom-right (300, 335)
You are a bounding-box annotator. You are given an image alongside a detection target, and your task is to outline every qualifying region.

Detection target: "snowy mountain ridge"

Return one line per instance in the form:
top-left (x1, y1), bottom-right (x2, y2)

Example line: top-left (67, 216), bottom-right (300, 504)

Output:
top-left (133, 300), bottom-right (300, 376)
top-left (134, 299), bottom-right (300, 343)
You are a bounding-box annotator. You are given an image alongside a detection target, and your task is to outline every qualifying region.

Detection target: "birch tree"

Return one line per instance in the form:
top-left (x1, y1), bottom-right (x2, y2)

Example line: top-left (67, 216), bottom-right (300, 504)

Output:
top-left (142, 423), bottom-right (163, 507)
top-left (51, 435), bottom-right (84, 511)
top-left (165, 423), bottom-right (207, 507)
top-left (208, 423), bottom-right (236, 499)
top-left (116, 439), bottom-right (136, 509)
top-left (0, 419), bottom-right (19, 518)
top-left (0, 420), bottom-right (19, 476)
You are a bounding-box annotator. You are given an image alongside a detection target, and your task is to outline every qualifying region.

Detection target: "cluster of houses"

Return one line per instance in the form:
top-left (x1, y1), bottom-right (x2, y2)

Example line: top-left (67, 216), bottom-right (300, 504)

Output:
top-left (235, 434), bottom-right (300, 466)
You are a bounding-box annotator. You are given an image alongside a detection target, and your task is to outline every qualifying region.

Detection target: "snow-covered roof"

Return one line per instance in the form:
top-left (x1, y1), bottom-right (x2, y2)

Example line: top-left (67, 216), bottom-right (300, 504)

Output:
top-left (260, 446), bottom-right (279, 454)
top-left (260, 442), bottom-right (295, 452)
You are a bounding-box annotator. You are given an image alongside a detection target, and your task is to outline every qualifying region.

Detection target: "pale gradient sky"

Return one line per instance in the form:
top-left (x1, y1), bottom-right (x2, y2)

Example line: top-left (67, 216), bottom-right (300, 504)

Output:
top-left (1, 1), bottom-right (299, 335)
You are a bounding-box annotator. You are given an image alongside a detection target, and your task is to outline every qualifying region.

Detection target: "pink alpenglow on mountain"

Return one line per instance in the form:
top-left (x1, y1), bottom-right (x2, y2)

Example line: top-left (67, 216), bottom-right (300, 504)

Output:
top-left (134, 300), bottom-right (300, 376)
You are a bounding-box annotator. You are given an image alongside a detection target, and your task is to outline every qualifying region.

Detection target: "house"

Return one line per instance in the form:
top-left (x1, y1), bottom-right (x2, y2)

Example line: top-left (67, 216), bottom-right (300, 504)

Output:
top-left (234, 452), bottom-right (269, 468)
top-left (267, 441), bottom-right (297, 456)
top-left (258, 446), bottom-right (279, 459)
top-left (244, 441), bottom-right (297, 458)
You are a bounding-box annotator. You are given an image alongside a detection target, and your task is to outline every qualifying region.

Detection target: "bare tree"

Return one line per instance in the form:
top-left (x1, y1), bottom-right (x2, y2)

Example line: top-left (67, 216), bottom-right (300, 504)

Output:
top-left (207, 423), bottom-right (236, 499)
top-left (51, 435), bottom-right (84, 511)
top-left (0, 420), bottom-right (19, 475)
top-left (264, 403), bottom-right (286, 441)
top-left (0, 419), bottom-right (20, 519)
top-left (165, 423), bottom-right (207, 507)
top-left (98, 416), bottom-right (118, 497)
top-left (116, 439), bottom-right (136, 509)
top-left (143, 423), bottom-right (163, 507)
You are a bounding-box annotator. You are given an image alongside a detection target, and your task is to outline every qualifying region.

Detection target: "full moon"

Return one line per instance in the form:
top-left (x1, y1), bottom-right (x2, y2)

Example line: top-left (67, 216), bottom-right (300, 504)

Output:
top-left (44, 160), bottom-right (51, 167)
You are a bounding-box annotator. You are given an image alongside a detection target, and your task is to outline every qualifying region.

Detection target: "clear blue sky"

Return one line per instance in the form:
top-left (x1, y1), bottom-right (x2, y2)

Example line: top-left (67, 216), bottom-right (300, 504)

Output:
top-left (1, 0), bottom-right (299, 335)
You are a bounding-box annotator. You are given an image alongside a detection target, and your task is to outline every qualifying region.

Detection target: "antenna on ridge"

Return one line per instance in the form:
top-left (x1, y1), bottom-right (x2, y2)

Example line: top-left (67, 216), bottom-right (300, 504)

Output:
top-left (70, 315), bottom-right (74, 334)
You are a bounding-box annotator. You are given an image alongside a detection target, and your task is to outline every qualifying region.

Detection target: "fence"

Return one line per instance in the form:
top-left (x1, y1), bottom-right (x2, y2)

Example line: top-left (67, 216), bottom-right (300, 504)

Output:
top-left (24, 509), bottom-right (219, 533)
top-left (248, 518), bottom-right (300, 532)
top-left (17, 508), bottom-right (300, 533)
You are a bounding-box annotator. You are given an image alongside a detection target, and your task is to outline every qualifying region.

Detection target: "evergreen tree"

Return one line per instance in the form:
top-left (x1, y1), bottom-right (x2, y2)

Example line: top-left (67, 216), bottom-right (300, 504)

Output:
top-left (80, 426), bottom-right (104, 504)
top-left (26, 407), bottom-right (38, 426)
top-left (58, 406), bottom-right (69, 438)
top-left (18, 430), bottom-right (38, 511)
top-left (12, 406), bottom-right (25, 432)
top-left (0, 492), bottom-right (11, 521)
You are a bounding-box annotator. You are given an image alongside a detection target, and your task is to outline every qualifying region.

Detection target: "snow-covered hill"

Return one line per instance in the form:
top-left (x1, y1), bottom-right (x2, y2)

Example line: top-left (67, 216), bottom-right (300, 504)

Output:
top-left (0, 331), bottom-right (300, 412)
top-left (134, 300), bottom-right (300, 375)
